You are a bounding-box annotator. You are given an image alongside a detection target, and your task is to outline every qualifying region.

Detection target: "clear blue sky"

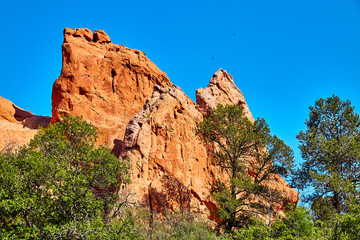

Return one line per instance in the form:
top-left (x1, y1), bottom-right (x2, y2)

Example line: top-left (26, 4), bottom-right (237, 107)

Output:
top-left (1, 0), bottom-right (360, 165)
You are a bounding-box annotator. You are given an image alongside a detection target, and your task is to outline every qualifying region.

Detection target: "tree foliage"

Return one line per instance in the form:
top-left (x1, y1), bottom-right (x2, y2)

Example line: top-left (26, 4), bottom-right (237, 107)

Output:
top-left (235, 206), bottom-right (322, 240)
top-left (4, 96), bottom-right (360, 239)
top-left (296, 95), bottom-right (360, 216)
top-left (295, 95), bottom-right (360, 239)
top-left (336, 202), bottom-right (360, 240)
top-left (0, 115), bottom-right (130, 239)
top-left (196, 104), bottom-right (294, 232)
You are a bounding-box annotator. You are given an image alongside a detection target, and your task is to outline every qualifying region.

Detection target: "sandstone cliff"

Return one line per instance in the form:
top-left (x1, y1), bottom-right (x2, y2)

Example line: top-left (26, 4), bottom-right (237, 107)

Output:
top-left (0, 96), bottom-right (50, 151)
top-left (119, 68), bottom-right (298, 218)
top-left (120, 85), bottom-right (219, 216)
top-left (51, 28), bottom-right (298, 218)
top-left (51, 28), bottom-right (172, 149)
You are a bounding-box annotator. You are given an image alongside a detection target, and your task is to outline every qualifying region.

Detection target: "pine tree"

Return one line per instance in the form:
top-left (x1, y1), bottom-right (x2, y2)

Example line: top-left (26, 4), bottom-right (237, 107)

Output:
top-left (296, 95), bottom-right (360, 239)
top-left (196, 104), bottom-right (294, 232)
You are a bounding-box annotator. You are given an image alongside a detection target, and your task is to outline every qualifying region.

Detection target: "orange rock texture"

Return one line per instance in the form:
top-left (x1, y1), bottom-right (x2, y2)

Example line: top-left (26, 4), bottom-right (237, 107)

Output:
top-left (0, 96), bottom-right (50, 151)
top-left (120, 85), bottom-right (219, 216)
top-left (196, 69), bottom-right (253, 120)
top-left (120, 68), bottom-right (298, 217)
top-left (51, 28), bottom-right (172, 149)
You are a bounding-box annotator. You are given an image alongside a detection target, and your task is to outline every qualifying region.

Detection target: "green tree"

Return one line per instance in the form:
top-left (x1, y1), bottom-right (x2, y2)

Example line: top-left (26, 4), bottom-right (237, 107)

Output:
top-left (296, 95), bottom-right (360, 239)
top-left (0, 115), bottom-right (130, 239)
top-left (310, 196), bottom-right (337, 221)
top-left (196, 104), bottom-right (294, 232)
top-left (336, 202), bottom-right (360, 240)
top-left (270, 206), bottom-right (322, 240)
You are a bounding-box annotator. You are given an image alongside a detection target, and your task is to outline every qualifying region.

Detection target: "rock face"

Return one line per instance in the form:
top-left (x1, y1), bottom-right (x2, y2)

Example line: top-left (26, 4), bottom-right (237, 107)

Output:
top-left (0, 96), bottom-right (50, 151)
top-left (120, 71), bottom-right (298, 218)
top-left (48, 28), bottom-right (298, 219)
top-left (120, 85), bottom-right (220, 217)
top-left (51, 28), bottom-right (172, 149)
top-left (0, 28), bottom-right (297, 221)
top-left (196, 69), bottom-right (253, 120)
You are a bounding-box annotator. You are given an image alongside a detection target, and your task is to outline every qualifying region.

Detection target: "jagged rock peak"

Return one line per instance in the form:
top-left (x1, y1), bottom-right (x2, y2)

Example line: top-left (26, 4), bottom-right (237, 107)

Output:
top-left (211, 68), bottom-right (237, 86)
top-left (196, 69), bottom-right (254, 121)
top-left (63, 28), bottom-right (111, 43)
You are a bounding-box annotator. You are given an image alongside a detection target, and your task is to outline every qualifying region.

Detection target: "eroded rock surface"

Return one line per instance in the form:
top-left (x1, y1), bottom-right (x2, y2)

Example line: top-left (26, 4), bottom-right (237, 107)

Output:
top-left (121, 86), bottom-right (219, 216)
top-left (120, 69), bottom-right (298, 219)
top-left (196, 69), bottom-right (253, 120)
top-left (51, 28), bottom-right (172, 149)
top-left (0, 96), bottom-right (50, 151)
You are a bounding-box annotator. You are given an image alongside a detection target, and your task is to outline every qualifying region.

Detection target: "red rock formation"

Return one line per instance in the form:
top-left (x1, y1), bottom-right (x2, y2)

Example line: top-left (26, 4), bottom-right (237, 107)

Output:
top-left (0, 96), bottom-right (50, 151)
top-left (50, 28), bottom-right (298, 219)
top-left (120, 73), bottom-right (298, 218)
top-left (196, 69), bottom-right (253, 120)
top-left (120, 85), bottom-right (217, 215)
top-left (1, 28), bottom-right (297, 222)
top-left (51, 28), bottom-right (172, 149)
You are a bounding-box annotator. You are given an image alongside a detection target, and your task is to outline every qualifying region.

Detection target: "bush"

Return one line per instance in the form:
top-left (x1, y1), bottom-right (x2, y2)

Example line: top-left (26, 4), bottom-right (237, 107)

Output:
top-left (234, 207), bottom-right (323, 240)
top-left (0, 115), bottom-right (130, 239)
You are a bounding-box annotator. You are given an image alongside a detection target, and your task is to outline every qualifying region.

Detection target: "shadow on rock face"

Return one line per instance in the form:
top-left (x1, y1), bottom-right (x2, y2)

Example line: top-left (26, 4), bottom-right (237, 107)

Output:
top-left (22, 115), bottom-right (51, 129)
top-left (13, 105), bottom-right (51, 130)
top-left (13, 105), bottom-right (33, 121)
top-left (111, 139), bottom-right (125, 157)
top-left (147, 174), bottom-right (192, 214)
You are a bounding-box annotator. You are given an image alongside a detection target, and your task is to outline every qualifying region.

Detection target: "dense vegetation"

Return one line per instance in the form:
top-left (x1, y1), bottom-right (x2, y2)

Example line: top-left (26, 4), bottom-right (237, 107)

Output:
top-left (0, 116), bottom-right (131, 239)
top-left (1, 95), bottom-right (360, 239)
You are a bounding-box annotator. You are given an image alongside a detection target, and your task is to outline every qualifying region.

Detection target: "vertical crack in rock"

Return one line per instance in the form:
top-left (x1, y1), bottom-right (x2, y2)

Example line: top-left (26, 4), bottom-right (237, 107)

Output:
top-left (111, 68), bottom-right (116, 94)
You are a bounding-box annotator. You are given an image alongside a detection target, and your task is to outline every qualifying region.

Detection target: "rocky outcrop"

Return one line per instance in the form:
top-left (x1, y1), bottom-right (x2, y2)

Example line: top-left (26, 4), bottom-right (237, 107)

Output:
top-left (0, 96), bottom-right (50, 151)
top-left (120, 73), bottom-right (298, 218)
top-left (120, 85), bottom-right (219, 216)
top-left (270, 174), bottom-right (299, 209)
top-left (48, 28), bottom-right (298, 219)
top-left (196, 69), bottom-right (253, 120)
top-left (51, 28), bottom-right (172, 149)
